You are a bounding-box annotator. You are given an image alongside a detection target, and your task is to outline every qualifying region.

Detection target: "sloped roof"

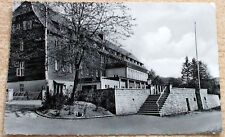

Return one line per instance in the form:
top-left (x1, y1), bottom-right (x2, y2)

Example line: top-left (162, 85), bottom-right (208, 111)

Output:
top-left (15, 1), bottom-right (145, 69)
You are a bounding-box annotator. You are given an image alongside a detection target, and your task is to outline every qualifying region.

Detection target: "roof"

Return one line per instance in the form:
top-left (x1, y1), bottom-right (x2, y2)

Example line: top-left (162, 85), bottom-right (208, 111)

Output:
top-left (14, 1), bottom-right (146, 69)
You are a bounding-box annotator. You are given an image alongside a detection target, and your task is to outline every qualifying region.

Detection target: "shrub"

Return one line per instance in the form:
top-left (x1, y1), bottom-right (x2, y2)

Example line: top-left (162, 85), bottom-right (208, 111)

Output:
top-left (41, 91), bottom-right (68, 110)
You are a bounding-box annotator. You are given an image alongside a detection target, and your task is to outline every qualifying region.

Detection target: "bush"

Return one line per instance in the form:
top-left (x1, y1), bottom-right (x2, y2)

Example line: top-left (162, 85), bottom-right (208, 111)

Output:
top-left (41, 91), bottom-right (68, 110)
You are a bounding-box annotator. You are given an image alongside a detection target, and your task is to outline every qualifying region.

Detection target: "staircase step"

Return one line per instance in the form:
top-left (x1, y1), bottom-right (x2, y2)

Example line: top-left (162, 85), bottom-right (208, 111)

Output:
top-left (138, 90), bottom-right (170, 116)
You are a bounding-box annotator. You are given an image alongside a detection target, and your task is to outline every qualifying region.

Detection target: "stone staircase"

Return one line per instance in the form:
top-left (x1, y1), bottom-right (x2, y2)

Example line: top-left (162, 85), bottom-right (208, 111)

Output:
top-left (138, 88), bottom-right (170, 116)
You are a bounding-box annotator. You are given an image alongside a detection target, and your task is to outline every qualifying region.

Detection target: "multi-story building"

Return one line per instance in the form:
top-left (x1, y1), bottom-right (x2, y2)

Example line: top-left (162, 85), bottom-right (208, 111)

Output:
top-left (7, 1), bottom-right (149, 98)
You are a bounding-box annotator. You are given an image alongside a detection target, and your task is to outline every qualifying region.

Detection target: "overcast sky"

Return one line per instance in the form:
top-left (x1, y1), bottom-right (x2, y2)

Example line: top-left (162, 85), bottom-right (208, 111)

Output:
top-left (120, 2), bottom-right (219, 78)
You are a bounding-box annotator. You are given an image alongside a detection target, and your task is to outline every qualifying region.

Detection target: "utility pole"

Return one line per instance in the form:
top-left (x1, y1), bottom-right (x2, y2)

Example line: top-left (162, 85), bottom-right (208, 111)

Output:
top-left (194, 22), bottom-right (203, 110)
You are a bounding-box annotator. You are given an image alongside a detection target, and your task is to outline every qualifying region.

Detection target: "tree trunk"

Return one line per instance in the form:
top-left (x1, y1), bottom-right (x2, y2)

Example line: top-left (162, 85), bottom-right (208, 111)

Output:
top-left (68, 68), bottom-right (80, 104)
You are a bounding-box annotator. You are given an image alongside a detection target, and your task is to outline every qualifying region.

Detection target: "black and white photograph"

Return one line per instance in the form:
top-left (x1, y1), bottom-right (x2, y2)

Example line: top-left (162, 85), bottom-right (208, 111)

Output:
top-left (4, 1), bottom-right (222, 135)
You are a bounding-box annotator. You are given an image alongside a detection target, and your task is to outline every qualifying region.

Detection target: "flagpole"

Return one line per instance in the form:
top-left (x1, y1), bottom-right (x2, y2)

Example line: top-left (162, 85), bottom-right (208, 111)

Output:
top-left (45, 2), bottom-right (48, 80)
top-left (194, 22), bottom-right (201, 89)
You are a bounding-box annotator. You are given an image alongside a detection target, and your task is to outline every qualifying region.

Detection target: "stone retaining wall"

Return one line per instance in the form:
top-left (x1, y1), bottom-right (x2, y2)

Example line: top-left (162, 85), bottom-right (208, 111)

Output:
top-left (161, 88), bottom-right (221, 116)
top-left (160, 88), bottom-right (198, 116)
top-left (115, 89), bottom-right (150, 115)
top-left (200, 89), bottom-right (220, 110)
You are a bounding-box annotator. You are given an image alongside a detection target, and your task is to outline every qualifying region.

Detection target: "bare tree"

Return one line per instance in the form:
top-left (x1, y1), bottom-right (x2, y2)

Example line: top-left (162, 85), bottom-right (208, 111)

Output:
top-left (46, 2), bottom-right (135, 104)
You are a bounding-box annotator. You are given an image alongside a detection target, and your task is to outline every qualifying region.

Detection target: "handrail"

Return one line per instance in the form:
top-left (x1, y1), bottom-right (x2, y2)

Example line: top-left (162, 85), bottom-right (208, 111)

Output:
top-left (156, 86), bottom-right (167, 110)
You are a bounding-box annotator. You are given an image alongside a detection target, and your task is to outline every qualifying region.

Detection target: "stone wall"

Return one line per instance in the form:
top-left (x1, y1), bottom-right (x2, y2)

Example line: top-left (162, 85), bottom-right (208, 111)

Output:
top-left (161, 88), bottom-right (221, 116)
top-left (200, 89), bottom-right (220, 109)
top-left (160, 88), bottom-right (198, 116)
top-left (115, 89), bottom-right (150, 115)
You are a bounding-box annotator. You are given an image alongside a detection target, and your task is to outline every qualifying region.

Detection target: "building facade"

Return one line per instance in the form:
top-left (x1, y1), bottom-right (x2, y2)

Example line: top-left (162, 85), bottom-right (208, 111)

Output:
top-left (7, 2), bottom-right (149, 98)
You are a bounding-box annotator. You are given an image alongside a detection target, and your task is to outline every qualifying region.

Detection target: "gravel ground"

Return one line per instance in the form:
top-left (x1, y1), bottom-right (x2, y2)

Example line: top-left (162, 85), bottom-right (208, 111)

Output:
top-left (4, 108), bottom-right (222, 135)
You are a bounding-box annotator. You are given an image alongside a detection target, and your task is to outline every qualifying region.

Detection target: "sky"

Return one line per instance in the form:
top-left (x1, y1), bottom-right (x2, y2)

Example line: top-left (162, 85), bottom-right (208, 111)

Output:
top-left (120, 2), bottom-right (219, 78)
top-left (13, 2), bottom-right (219, 78)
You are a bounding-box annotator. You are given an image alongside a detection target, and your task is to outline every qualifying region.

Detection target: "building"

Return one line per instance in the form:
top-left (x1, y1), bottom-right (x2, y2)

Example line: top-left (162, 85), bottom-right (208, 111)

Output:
top-left (6, 1), bottom-right (220, 116)
top-left (7, 1), bottom-right (149, 98)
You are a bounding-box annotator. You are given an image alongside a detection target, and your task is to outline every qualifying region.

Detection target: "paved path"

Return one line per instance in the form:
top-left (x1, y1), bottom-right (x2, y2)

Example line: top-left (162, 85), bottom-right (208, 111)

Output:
top-left (6, 100), bottom-right (42, 107)
top-left (4, 111), bottom-right (222, 135)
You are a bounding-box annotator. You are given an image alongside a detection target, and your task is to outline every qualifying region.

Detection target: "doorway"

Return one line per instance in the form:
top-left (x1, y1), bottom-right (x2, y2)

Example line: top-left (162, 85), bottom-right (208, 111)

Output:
top-left (186, 98), bottom-right (191, 111)
top-left (53, 81), bottom-right (64, 95)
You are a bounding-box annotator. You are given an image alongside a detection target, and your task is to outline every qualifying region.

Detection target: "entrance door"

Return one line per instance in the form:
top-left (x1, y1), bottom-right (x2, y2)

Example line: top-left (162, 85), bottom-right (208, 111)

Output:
top-left (186, 98), bottom-right (191, 111)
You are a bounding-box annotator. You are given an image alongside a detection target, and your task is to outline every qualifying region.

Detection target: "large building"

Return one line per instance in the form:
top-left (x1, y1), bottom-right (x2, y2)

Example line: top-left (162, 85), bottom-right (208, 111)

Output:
top-left (7, 1), bottom-right (149, 98)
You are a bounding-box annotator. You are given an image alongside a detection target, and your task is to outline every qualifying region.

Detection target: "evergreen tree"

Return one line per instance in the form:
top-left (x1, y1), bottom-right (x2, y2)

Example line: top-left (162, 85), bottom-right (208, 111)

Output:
top-left (190, 58), bottom-right (210, 81)
top-left (181, 56), bottom-right (191, 85)
top-left (186, 58), bottom-right (211, 88)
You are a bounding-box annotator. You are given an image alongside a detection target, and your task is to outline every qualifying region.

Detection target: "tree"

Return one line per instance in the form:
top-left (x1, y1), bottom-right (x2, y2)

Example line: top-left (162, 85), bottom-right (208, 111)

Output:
top-left (168, 77), bottom-right (182, 87)
top-left (47, 2), bottom-right (135, 104)
top-left (181, 56), bottom-right (191, 86)
top-left (148, 69), bottom-right (164, 85)
top-left (189, 58), bottom-right (211, 88)
top-left (180, 57), bottom-right (211, 88)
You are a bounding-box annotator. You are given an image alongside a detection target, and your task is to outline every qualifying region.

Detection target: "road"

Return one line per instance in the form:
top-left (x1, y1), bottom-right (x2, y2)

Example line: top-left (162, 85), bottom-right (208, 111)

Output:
top-left (4, 110), bottom-right (222, 135)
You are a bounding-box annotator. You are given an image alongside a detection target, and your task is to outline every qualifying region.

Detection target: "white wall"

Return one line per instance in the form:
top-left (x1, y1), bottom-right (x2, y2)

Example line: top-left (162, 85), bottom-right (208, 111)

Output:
top-left (115, 89), bottom-right (150, 115)
top-left (101, 78), bottom-right (126, 89)
top-left (126, 67), bottom-right (148, 82)
top-left (7, 80), bottom-right (46, 93)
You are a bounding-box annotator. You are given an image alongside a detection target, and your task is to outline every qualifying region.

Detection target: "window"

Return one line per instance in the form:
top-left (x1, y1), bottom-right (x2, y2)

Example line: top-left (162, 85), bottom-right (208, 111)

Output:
top-left (16, 23), bottom-right (21, 30)
top-left (100, 55), bottom-right (104, 64)
top-left (16, 61), bottom-right (25, 77)
top-left (55, 40), bottom-right (58, 47)
top-left (54, 60), bottom-right (59, 71)
top-left (28, 20), bottom-right (32, 29)
top-left (20, 84), bottom-right (24, 92)
top-left (96, 70), bottom-right (98, 77)
top-left (69, 63), bottom-right (72, 73)
top-left (55, 40), bottom-right (62, 49)
top-left (194, 98), bottom-right (196, 101)
top-left (62, 65), bottom-right (65, 72)
top-left (23, 21), bottom-right (27, 30)
top-left (20, 40), bottom-right (24, 51)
